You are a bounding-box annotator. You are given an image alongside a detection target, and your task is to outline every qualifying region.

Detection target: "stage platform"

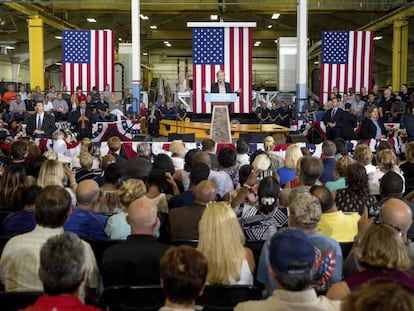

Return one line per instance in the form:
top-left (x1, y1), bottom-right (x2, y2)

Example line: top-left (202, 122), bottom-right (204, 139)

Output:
top-left (159, 120), bottom-right (290, 140)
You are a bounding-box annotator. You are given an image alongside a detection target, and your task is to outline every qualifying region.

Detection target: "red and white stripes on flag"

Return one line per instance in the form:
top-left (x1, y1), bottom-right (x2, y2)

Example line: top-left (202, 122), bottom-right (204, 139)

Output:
top-left (62, 30), bottom-right (114, 93)
top-left (188, 23), bottom-right (255, 114)
top-left (320, 31), bottom-right (374, 105)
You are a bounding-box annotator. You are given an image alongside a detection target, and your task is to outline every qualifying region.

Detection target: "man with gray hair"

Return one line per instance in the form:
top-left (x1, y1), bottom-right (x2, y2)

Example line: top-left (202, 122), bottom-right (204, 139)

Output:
top-left (21, 232), bottom-right (102, 310)
top-left (64, 180), bottom-right (108, 241)
top-left (236, 229), bottom-right (341, 311)
top-left (101, 197), bottom-right (170, 288)
top-left (257, 192), bottom-right (343, 294)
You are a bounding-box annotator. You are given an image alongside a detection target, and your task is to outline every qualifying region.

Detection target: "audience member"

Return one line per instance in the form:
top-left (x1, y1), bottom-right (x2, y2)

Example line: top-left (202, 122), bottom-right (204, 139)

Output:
top-left (169, 162), bottom-right (210, 209)
top-left (152, 153), bottom-right (183, 195)
top-left (2, 184), bottom-right (40, 237)
top-left (169, 140), bottom-right (186, 171)
top-left (320, 140), bottom-right (337, 183)
top-left (335, 163), bottom-right (376, 213)
top-left (240, 176), bottom-right (288, 240)
top-left (21, 232), bottom-right (103, 311)
top-left (9, 139), bottom-right (28, 165)
top-left (341, 279), bottom-right (414, 311)
top-left (147, 103), bottom-right (162, 137)
top-left (263, 136), bottom-right (284, 171)
top-left (105, 178), bottom-right (147, 240)
top-left (400, 141), bottom-right (414, 192)
top-left (159, 245), bottom-right (208, 311)
top-left (369, 149), bottom-right (404, 195)
top-left (169, 180), bottom-right (217, 241)
top-left (311, 185), bottom-right (359, 242)
top-left (198, 201), bottom-right (255, 285)
top-left (107, 136), bottom-right (128, 165)
top-left (144, 169), bottom-right (170, 213)
top-left (201, 138), bottom-right (220, 170)
top-left (124, 143), bottom-right (152, 179)
top-left (218, 147), bottom-right (239, 188)
top-left (277, 144), bottom-right (302, 187)
top-left (75, 152), bottom-right (102, 183)
top-left (353, 143), bottom-right (375, 174)
top-left (0, 185), bottom-right (99, 301)
top-left (98, 162), bottom-right (123, 213)
top-left (327, 223), bottom-right (414, 300)
top-left (101, 197), bottom-right (170, 287)
top-left (325, 155), bottom-right (353, 194)
top-left (236, 229), bottom-right (341, 311)
top-left (64, 180), bottom-right (108, 241)
top-left (235, 138), bottom-right (250, 168)
top-left (333, 137), bottom-right (347, 159)
top-left (72, 100), bottom-right (94, 139)
top-left (0, 164), bottom-right (28, 211)
top-left (257, 192), bottom-right (343, 293)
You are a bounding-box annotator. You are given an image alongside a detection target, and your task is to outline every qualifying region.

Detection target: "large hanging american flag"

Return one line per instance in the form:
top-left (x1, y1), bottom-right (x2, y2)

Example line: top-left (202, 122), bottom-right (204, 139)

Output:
top-left (189, 23), bottom-right (255, 114)
top-left (62, 29), bottom-right (114, 93)
top-left (320, 31), bottom-right (374, 105)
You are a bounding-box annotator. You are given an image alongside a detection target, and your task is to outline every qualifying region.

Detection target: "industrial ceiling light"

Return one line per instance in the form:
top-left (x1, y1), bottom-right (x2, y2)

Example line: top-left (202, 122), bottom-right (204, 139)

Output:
top-left (373, 36), bottom-right (383, 41)
top-left (55, 62), bottom-right (62, 65)
top-left (271, 14), bottom-right (280, 20)
top-left (150, 25), bottom-right (157, 29)
top-left (210, 15), bottom-right (218, 21)
top-left (118, 38), bottom-right (122, 42)
top-left (5, 46), bottom-right (15, 50)
top-left (267, 25), bottom-right (273, 29)
top-left (87, 18), bottom-right (97, 23)
top-left (140, 14), bottom-right (149, 20)
top-left (143, 52), bottom-right (148, 56)
top-left (254, 41), bottom-right (261, 47)
top-left (54, 35), bottom-right (62, 40)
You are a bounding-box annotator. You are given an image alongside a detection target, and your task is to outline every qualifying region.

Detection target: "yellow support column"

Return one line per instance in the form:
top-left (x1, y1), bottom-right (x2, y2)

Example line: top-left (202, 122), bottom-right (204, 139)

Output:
top-left (392, 19), bottom-right (409, 89)
top-left (28, 18), bottom-right (44, 91)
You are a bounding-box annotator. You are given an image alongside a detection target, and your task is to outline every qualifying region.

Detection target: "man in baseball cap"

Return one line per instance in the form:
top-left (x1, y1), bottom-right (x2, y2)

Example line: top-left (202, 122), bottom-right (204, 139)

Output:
top-left (235, 228), bottom-right (341, 311)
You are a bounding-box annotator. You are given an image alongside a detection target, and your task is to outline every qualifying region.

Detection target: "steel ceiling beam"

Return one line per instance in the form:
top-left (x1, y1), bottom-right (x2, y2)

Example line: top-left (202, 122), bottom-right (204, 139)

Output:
top-left (4, 2), bottom-right (81, 30)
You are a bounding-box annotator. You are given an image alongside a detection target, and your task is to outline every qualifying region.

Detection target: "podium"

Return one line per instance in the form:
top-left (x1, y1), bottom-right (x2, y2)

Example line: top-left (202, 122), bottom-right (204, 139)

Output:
top-left (205, 93), bottom-right (237, 143)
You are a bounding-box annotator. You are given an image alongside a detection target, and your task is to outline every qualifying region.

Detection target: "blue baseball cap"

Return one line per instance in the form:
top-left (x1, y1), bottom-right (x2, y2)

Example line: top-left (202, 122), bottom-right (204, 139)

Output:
top-left (269, 228), bottom-right (315, 274)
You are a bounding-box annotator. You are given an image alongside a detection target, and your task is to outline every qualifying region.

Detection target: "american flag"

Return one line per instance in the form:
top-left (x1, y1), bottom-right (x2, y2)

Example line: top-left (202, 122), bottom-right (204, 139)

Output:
top-left (320, 31), bottom-right (373, 104)
top-left (62, 30), bottom-right (114, 93)
top-left (191, 26), bottom-right (253, 114)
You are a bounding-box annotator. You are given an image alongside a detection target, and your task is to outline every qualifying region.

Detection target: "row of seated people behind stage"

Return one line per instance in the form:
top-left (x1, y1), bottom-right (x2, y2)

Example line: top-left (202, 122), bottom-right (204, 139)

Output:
top-left (253, 100), bottom-right (292, 128)
top-left (0, 87), bottom-right (126, 124)
top-left (0, 136), bottom-right (414, 308)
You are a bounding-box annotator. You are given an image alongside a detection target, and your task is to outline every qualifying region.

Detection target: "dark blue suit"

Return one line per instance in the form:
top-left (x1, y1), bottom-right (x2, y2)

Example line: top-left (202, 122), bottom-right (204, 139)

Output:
top-left (323, 107), bottom-right (345, 140)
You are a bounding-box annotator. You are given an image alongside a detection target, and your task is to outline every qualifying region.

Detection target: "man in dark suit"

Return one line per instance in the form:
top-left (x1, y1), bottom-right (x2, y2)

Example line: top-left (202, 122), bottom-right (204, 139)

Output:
top-left (341, 103), bottom-right (357, 140)
top-left (72, 100), bottom-right (94, 139)
top-left (323, 97), bottom-right (344, 140)
top-left (26, 101), bottom-right (57, 139)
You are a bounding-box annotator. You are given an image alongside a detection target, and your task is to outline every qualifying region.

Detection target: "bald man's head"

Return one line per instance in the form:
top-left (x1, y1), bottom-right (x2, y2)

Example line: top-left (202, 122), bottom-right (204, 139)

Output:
top-left (192, 151), bottom-right (212, 169)
top-left (194, 180), bottom-right (217, 206)
top-left (76, 180), bottom-right (100, 209)
top-left (380, 198), bottom-right (413, 241)
top-left (127, 197), bottom-right (158, 234)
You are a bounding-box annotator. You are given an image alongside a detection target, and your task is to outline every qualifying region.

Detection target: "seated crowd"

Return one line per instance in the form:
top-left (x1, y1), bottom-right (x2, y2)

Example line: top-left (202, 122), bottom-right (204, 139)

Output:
top-left (0, 130), bottom-right (414, 309)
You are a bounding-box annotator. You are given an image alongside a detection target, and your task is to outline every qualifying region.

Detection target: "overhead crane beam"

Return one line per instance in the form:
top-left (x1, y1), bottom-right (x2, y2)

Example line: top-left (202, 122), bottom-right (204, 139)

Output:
top-left (4, 2), bottom-right (81, 30)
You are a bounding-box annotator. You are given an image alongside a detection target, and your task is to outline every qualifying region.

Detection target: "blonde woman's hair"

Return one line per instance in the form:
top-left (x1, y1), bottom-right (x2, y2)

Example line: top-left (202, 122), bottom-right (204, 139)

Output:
top-left (116, 178), bottom-right (147, 210)
top-left (80, 137), bottom-right (93, 154)
top-left (263, 136), bottom-right (275, 153)
top-left (356, 223), bottom-right (411, 271)
top-left (197, 201), bottom-right (246, 284)
top-left (405, 141), bottom-right (414, 164)
top-left (284, 144), bottom-right (303, 169)
top-left (354, 144), bottom-right (373, 166)
top-left (377, 149), bottom-right (397, 172)
top-left (37, 159), bottom-right (65, 187)
top-left (79, 152), bottom-right (94, 169)
top-left (333, 155), bottom-right (353, 179)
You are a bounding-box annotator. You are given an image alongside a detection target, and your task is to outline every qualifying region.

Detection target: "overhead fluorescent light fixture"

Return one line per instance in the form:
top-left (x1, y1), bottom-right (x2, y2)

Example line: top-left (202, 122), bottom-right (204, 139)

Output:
top-left (210, 14), bottom-right (218, 21)
top-left (373, 36), bottom-right (383, 41)
top-left (271, 13), bottom-right (280, 20)
top-left (55, 62), bottom-right (62, 65)
top-left (267, 25), bottom-right (273, 29)
top-left (165, 43), bottom-right (172, 47)
top-left (87, 18), bottom-right (97, 23)
top-left (254, 41), bottom-right (261, 47)
top-left (314, 61), bottom-right (319, 65)
top-left (140, 14), bottom-right (149, 20)
top-left (5, 46), bottom-right (15, 50)
top-left (150, 25), bottom-right (157, 29)
top-left (118, 38), bottom-right (122, 42)
top-left (163, 41), bottom-right (169, 44)
top-left (143, 52), bottom-right (148, 56)
top-left (274, 39), bottom-right (278, 44)
top-left (54, 35), bottom-right (62, 40)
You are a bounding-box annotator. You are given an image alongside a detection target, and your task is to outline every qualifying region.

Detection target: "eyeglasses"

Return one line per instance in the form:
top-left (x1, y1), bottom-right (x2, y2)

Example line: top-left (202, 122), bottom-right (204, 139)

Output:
top-left (375, 221), bottom-right (402, 237)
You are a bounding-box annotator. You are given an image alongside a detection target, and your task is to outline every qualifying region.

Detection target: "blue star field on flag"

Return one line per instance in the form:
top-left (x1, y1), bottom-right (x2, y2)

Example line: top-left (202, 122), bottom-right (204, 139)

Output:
top-left (192, 28), bottom-right (225, 65)
top-left (322, 31), bottom-right (349, 64)
top-left (63, 30), bottom-right (91, 63)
